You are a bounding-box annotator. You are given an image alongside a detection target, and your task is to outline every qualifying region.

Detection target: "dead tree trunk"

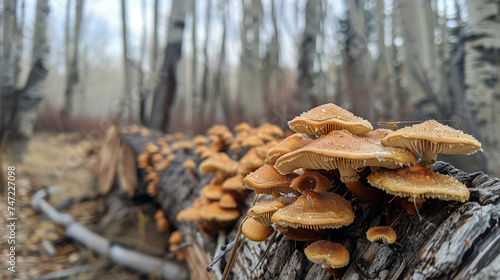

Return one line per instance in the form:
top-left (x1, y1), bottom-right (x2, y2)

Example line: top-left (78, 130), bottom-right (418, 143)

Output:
top-left (101, 125), bottom-right (500, 279)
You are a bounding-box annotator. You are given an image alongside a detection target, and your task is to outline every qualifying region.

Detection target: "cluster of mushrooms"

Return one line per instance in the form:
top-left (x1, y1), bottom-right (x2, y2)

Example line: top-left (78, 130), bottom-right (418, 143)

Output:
top-left (176, 123), bottom-right (286, 235)
top-left (222, 103), bottom-right (481, 278)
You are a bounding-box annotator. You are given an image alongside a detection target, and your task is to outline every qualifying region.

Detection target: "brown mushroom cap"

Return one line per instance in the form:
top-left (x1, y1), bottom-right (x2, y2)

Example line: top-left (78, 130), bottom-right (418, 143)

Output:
top-left (193, 135), bottom-right (209, 145)
top-left (271, 191), bottom-right (354, 230)
top-left (182, 159), bottom-right (196, 170)
top-left (274, 131), bottom-right (418, 175)
top-left (239, 148), bottom-right (265, 172)
top-left (222, 174), bottom-right (247, 191)
top-left (177, 197), bottom-right (210, 222)
top-left (366, 226), bottom-right (397, 244)
top-left (234, 122), bottom-right (254, 132)
top-left (304, 240), bottom-right (350, 269)
top-left (382, 120), bottom-right (482, 154)
top-left (169, 230), bottom-right (183, 245)
top-left (242, 218), bottom-right (275, 242)
top-left (247, 196), bottom-right (297, 226)
top-left (289, 171), bottom-right (332, 193)
top-left (207, 124), bottom-right (230, 136)
top-left (367, 165), bottom-right (470, 202)
top-left (265, 133), bottom-right (313, 165)
top-left (200, 183), bottom-right (225, 200)
top-left (242, 164), bottom-right (298, 194)
top-left (241, 134), bottom-right (265, 148)
top-left (199, 202), bottom-right (240, 222)
top-left (219, 193), bottom-right (239, 209)
top-left (258, 123), bottom-right (284, 138)
top-left (288, 103), bottom-right (373, 136)
top-left (199, 153), bottom-right (239, 174)
top-left (382, 120), bottom-right (482, 167)
top-left (172, 141), bottom-right (194, 151)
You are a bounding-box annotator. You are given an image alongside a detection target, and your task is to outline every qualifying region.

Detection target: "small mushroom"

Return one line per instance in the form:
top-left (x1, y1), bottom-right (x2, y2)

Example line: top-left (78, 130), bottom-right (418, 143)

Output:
top-left (288, 103), bottom-right (373, 136)
top-left (271, 191), bottom-right (355, 230)
top-left (304, 240), bottom-right (350, 277)
top-left (182, 159), bottom-right (198, 178)
top-left (382, 120), bottom-right (482, 168)
top-left (265, 133), bottom-right (312, 165)
top-left (242, 164), bottom-right (297, 195)
top-left (199, 153), bottom-right (239, 175)
top-left (200, 183), bottom-right (225, 200)
top-left (199, 202), bottom-right (240, 226)
top-left (366, 226), bottom-right (397, 245)
top-left (222, 174), bottom-right (247, 191)
top-left (247, 196), bottom-right (297, 226)
top-left (241, 218), bottom-right (274, 242)
top-left (154, 210), bottom-right (169, 232)
top-left (219, 193), bottom-right (239, 209)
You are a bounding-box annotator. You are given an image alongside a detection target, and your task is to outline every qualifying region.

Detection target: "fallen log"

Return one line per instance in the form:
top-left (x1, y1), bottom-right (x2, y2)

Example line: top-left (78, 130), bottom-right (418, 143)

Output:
top-left (101, 125), bottom-right (500, 279)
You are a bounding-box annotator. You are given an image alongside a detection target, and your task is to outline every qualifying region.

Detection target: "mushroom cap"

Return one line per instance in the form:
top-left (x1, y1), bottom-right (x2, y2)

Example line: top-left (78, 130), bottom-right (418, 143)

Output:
top-left (289, 171), bottom-right (332, 193)
top-left (242, 218), bottom-right (275, 242)
top-left (222, 174), bottom-right (247, 191)
top-left (367, 165), bottom-right (470, 202)
top-left (172, 141), bottom-right (194, 151)
top-left (288, 103), bottom-right (373, 136)
top-left (199, 153), bottom-right (239, 174)
top-left (258, 123), bottom-right (284, 138)
top-left (199, 202), bottom-right (240, 222)
top-left (241, 134), bottom-right (265, 148)
top-left (169, 230), bottom-right (183, 245)
top-left (366, 226), bottom-right (397, 244)
top-left (182, 159), bottom-right (196, 169)
top-left (247, 196), bottom-right (297, 226)
top-left (200, 183), bottom-right (225, 200)
top-left (176, 207), bottom-right (201, 221)
top-left (271, 191), bottom-right (354, 230)
top-left (255, 140), bottom-right (280, 158)
top-left (265, 133), bottom-right (313, 165)
top-left (193, 135), bottom-right (209, 145)
top-left (382, 120), bottom-right (482, 155)
top-left (242, 164), bottom-right (297, 194)
top-left (144, 142), bottom-right (159, 153)
top-left (207, 124), bottom-right (230, 136)
top-left (219, 193), bottom-right (239, 209)
top-left (304, 240), bottom-right (350, 269)
top-left (239, 148), bottom-right (265, 171)
top-left (274, 131), bottom-right (418, 175)
top-left (234, 122), bottom-right (254, 132)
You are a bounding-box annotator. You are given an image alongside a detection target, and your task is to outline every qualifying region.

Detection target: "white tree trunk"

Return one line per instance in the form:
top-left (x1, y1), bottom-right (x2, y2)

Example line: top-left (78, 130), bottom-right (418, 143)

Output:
top-left (464, 0), bottom-right (500, 175)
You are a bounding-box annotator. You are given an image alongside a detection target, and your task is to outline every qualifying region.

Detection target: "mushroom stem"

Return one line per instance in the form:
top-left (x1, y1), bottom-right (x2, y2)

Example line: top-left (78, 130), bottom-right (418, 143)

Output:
top-left (338, 166), bottom-right (385, 205)
top-left (420, 150), bottom-right (437, 168)
top-left (392, 197), bottom-right (424, 215)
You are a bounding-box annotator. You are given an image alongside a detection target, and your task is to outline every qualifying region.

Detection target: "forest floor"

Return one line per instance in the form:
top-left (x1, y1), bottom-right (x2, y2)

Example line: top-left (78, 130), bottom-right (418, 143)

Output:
top-left (0, 132), bottom-right (149, 279)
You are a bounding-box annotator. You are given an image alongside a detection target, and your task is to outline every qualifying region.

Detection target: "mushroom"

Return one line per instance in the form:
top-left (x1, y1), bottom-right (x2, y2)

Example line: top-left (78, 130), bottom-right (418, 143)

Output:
top-left (234, 122), bottom-right (254, 132)
top-left (366, 226), bottom-right (397, 245)
top-left (382, 120), bottom-right (482, 168)
top-left (222, 174), bottom-right (247, 191)
top-left (288, 103), bottom-right (373, 136)
top-left (241, 134), bottom-right (265, 148)
top-left (154, 210), bottom-right (169, 232)
top-left (172, 141), bottom-right (194, 153)
top-left (200, 183), bottom-right (225, 200)
top-left (219, 193), bottom-right (239, 209)
top-left (367, 165), bottom-right (470, 213)
top-left (176, 197), bottom-right (210, 222)
top-left (265, 133), bottom-right (313, 165)
top-left (304, 240), bottom-right (350, 277)
top-left (247, 196), bottom-right (297, 226)
top-left (182, 159), bottom-right (198, 178)
top-left (258, 123), bottom-right (284, 138)
top-left (289, 171), bottom-right (332, 193)
top-left (241, 218), bottom-right (274, 242)
top-left (199, 153), bottom-right (239, 175)
top-left (274, 131), bottom-right (418, 205)
top-left (193, 135), bottom-right (209, 145)
top-left (199, 202), bottom-right (240, 227)
top-left (242, 164), bottom-right (298, 195)
top-left (168, 230), bottom-right (186, 261)
top-left (271, 191), bottom-right (355, 230)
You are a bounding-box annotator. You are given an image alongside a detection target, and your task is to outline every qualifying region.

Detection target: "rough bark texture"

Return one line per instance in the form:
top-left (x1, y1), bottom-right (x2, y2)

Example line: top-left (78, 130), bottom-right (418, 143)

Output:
top-left (149, 0), bottom-right (188, 132)
top-left (105, 127), bottom-right (500, 280)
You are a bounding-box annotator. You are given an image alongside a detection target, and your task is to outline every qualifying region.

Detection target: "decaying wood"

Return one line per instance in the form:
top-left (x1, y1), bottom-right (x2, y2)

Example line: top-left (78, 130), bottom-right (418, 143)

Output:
top-left (97, 124), bottom-right (120, 194)
top-left (117, 143), bottom-right (138, 197)
top-left (104, 126), bottom-right (500, 279)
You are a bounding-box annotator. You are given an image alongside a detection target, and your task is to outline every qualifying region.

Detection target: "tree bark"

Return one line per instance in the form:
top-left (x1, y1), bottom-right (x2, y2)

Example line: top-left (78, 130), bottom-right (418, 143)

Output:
top-left (149, 0), bottom-right (188, 132)
top-left (120, 0), bottom-right (134, 120)
top-left (63, 0), bottom-right (84, 115)
top-left (7, 0), bottom-right (50, 162)
top-left (464, 0), bottom-right (500, 176)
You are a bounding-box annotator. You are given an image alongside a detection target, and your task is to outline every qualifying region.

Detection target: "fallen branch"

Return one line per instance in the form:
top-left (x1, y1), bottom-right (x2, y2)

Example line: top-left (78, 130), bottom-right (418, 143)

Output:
top-left (31, 187), bottom-right (189, 280)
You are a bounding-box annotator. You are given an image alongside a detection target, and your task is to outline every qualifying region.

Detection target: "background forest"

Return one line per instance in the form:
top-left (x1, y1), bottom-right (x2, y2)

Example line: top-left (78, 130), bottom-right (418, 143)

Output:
top-left (1, 0), bottom-right (499, 175)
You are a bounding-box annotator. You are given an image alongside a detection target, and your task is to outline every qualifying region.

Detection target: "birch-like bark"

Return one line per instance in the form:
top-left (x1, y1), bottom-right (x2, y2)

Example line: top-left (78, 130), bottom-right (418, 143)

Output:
top-left (149, 0), bottom-right (188, 131)
top-left (9, 0), bottom-right (50, 162)
top-left (13, 0), bottom-right (25, 87)
top-left (464, 0), bottom-right (500, 175)
top-left (133, 0), bottom-right (147, 124)
top-left (63, 0), bottom-right (84, 115)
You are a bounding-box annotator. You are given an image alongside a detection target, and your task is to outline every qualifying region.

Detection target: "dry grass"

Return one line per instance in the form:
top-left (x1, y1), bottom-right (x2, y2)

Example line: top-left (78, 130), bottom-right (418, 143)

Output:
top-left (0, 133), bottom-right (144, 279)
